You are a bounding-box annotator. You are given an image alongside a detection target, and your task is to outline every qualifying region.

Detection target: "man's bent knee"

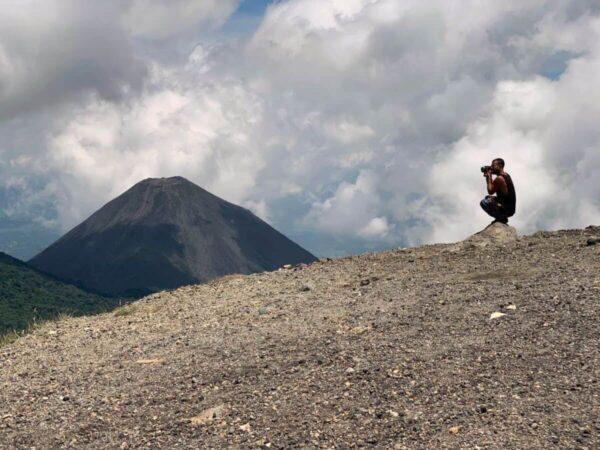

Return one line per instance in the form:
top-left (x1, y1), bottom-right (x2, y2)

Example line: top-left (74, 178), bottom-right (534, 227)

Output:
top-left (480, 197), bottom-right (491, 210)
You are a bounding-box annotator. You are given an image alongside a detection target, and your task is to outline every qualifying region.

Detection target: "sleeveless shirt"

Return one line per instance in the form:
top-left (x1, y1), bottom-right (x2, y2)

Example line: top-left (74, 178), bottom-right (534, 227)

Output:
top-left (497, 172), bottom-right (516, 216)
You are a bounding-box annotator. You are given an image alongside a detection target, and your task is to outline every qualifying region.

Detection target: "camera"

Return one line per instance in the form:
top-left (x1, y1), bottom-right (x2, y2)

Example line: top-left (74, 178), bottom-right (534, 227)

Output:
top-left (480, 165), bottom-right (492, 173)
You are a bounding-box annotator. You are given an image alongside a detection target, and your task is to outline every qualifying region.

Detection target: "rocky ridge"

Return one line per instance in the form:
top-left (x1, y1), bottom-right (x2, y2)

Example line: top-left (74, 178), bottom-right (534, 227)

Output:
top-left (1, 224), bottom-right (599, 448)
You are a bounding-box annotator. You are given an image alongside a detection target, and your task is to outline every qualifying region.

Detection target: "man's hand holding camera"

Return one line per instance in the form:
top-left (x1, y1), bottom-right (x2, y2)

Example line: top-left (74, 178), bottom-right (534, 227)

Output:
top-left (481, 165), bottom-right (493, 179)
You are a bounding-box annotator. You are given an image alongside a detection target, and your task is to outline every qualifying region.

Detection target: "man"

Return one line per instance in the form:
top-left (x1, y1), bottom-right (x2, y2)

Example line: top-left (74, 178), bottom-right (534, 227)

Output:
top-left (480, 158), bottom-right (516, 224)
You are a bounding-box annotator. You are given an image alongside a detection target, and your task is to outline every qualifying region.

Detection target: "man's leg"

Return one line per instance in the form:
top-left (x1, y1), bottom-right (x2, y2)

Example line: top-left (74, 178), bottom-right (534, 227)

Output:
top-left (480, 196), bottom-right (509, 223)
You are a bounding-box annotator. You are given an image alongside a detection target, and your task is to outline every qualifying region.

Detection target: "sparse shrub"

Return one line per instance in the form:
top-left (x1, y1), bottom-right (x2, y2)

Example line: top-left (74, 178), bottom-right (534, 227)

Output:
top-left (0, 330), bottom-right (20, 348)
top-left (113, 304), bottom-right (138, 317)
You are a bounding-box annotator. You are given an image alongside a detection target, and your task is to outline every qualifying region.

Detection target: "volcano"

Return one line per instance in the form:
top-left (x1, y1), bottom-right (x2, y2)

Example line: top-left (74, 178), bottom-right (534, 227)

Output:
top-left (29, 177), bottom-right (317, 296)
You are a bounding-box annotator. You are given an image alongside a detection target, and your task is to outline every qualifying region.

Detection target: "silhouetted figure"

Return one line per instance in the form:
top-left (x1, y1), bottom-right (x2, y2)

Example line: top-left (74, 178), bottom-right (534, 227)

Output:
top-left (480, 158), bottom-right (516, 224)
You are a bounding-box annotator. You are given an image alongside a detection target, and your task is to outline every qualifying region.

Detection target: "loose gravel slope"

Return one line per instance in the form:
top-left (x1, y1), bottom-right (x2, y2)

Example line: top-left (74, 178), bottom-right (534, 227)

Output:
top-left (1, 226), bottom-right (598, 449)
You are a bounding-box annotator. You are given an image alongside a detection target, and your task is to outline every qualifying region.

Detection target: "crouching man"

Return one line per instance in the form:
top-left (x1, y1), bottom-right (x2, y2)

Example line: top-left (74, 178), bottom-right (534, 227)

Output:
top-left (480, 158), bottom-right (516, 224)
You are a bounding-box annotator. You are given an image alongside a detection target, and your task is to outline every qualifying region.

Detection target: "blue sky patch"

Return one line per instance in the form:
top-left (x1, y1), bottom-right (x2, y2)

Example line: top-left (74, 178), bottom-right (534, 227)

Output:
top-left (539, 51), bottom-right (577, 80)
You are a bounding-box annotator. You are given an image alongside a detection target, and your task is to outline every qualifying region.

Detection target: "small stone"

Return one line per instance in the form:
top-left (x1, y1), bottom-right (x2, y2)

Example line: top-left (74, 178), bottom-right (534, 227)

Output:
top-left (239, 423), bottom-right (251, 432)
top-left (490, 312), bottom-right (506, 320)
top-left (350, 325), bottom-right (371, 335)
top-left (360, 279), bottom-right (370, 286)
top-left (283, 264), bottom-right (292, 269)
top-left (136, 359), bottom-right (165, 365)
top-left (299, 285), bottom-right (311, 292)
top-left (448, 426), bottom-right (460, 434)
top-left (189, 404), bottom-right (227, 426)
top-left (505, 304), bottom-right (517, 310)
top-left (60, 395), bottom-right (70, 402)
top-left (345, 367), bottom-right (355, 374)
top-left (586, 237), bottom-right (598, 246)
top-left (258, 308), bottom-right (268, 315)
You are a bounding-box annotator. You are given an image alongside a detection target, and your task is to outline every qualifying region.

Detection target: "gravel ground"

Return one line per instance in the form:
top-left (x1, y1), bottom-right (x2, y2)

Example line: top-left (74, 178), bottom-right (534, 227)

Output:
top-left (1, 225), bottom-right (598, 449)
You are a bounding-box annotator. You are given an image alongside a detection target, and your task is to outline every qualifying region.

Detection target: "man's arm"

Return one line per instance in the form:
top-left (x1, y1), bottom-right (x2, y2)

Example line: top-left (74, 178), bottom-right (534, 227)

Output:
top-left (485, 171), bottom-right (495, 194)
top-left (485, 172), bottom-right (508, 195)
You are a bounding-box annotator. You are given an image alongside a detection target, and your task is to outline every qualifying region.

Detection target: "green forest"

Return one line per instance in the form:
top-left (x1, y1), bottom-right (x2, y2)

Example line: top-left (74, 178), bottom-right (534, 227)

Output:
top-left (0, 252), bottom-right (122, 336)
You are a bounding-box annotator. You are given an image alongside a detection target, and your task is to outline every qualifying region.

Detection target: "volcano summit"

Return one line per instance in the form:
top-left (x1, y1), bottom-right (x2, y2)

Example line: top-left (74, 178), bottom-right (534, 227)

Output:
top-left (30, 177), bottom-right (317, 296)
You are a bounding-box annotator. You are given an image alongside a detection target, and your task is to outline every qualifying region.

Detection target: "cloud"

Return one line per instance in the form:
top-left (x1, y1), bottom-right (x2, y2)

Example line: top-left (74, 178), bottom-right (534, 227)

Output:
top-left (1, 0), bottom-right (599, 257)
top-left (44, 59), bottom-right (267, 226)
top-left (0, 0), bottom-right (241, 120)
top-left (425, 48), bottom-right (600, 243)
top-left (0, 1), bottom-right (145, 119)
top-left (306, 170), bottom-right (391, 239)
top-left (123, 0), bottom-right (240, 40)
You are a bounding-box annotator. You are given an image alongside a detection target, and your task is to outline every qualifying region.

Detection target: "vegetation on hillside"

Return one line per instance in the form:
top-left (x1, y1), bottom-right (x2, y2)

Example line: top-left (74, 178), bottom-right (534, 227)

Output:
top-left (0, 252), bottom-right (123, 336)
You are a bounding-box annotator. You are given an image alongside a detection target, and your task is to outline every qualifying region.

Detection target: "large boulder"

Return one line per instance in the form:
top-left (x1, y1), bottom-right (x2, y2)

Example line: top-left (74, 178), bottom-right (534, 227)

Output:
top-left (447, 222), bottom-right (518, 252)
top-left (465, 222), bottom-right (518, 246)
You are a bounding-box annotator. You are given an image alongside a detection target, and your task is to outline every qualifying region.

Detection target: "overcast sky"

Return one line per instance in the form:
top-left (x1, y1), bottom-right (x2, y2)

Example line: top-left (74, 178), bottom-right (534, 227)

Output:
top-left (1, 0), bottom-right (599, 258)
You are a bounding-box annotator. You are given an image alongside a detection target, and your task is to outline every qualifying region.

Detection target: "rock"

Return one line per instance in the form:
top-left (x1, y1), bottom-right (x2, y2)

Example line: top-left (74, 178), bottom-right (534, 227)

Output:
top-left (586, 237), bottom-right (598, 246)
top-left (350, 325), bottom-right (371, 335)
top-left (135, 359), bottom-right (165, 365)
top-left (189, 404), bottom-right (227, 426)
top-left (448, 426), bottom-right (460, 434)
top-left (464, 222), bottom-right (518, 248)
top-left (506, 304), bottom-right (517, 310)
top-left (239, 423), bottom-right (251, 432)
top-left (490, 312), bottom-right (506, 320)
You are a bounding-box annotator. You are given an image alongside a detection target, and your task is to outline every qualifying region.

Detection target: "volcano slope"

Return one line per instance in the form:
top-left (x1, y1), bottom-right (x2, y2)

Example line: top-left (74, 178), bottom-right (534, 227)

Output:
top-left (1, 225), bottom-right (598, 449)
top-left (29, 177), bottom-right (317, 297)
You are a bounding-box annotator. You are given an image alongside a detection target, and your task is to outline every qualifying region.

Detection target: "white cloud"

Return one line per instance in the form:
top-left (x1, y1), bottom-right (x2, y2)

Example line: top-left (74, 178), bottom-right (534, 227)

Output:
top-left (123, 0), bottom-right (239, 40)
top-left (306, 170), bottom-right (390, 240)
top-left (425, 57), bottom-right (600, 242)
top-left (359, 217), bottom-right (390, 239)
top-left (0, 0), bottom-right (241, 120)
top-left (1, 0), bottom-right (599, 257)
top-left (45, 69), bottom-right (266, 226)
top-left (0, 1), bottom-right (145, 119)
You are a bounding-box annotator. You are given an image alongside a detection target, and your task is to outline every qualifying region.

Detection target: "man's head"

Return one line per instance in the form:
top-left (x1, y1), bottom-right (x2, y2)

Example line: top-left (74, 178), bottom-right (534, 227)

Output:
top-left (491, 158), bottom-right (505, 174)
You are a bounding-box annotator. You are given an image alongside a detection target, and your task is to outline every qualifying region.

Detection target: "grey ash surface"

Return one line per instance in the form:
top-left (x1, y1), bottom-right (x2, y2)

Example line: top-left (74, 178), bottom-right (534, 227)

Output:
top-left (2, 225), bottom-right (599, 448)
top-left (29, 177), bottom-right (317, 297)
